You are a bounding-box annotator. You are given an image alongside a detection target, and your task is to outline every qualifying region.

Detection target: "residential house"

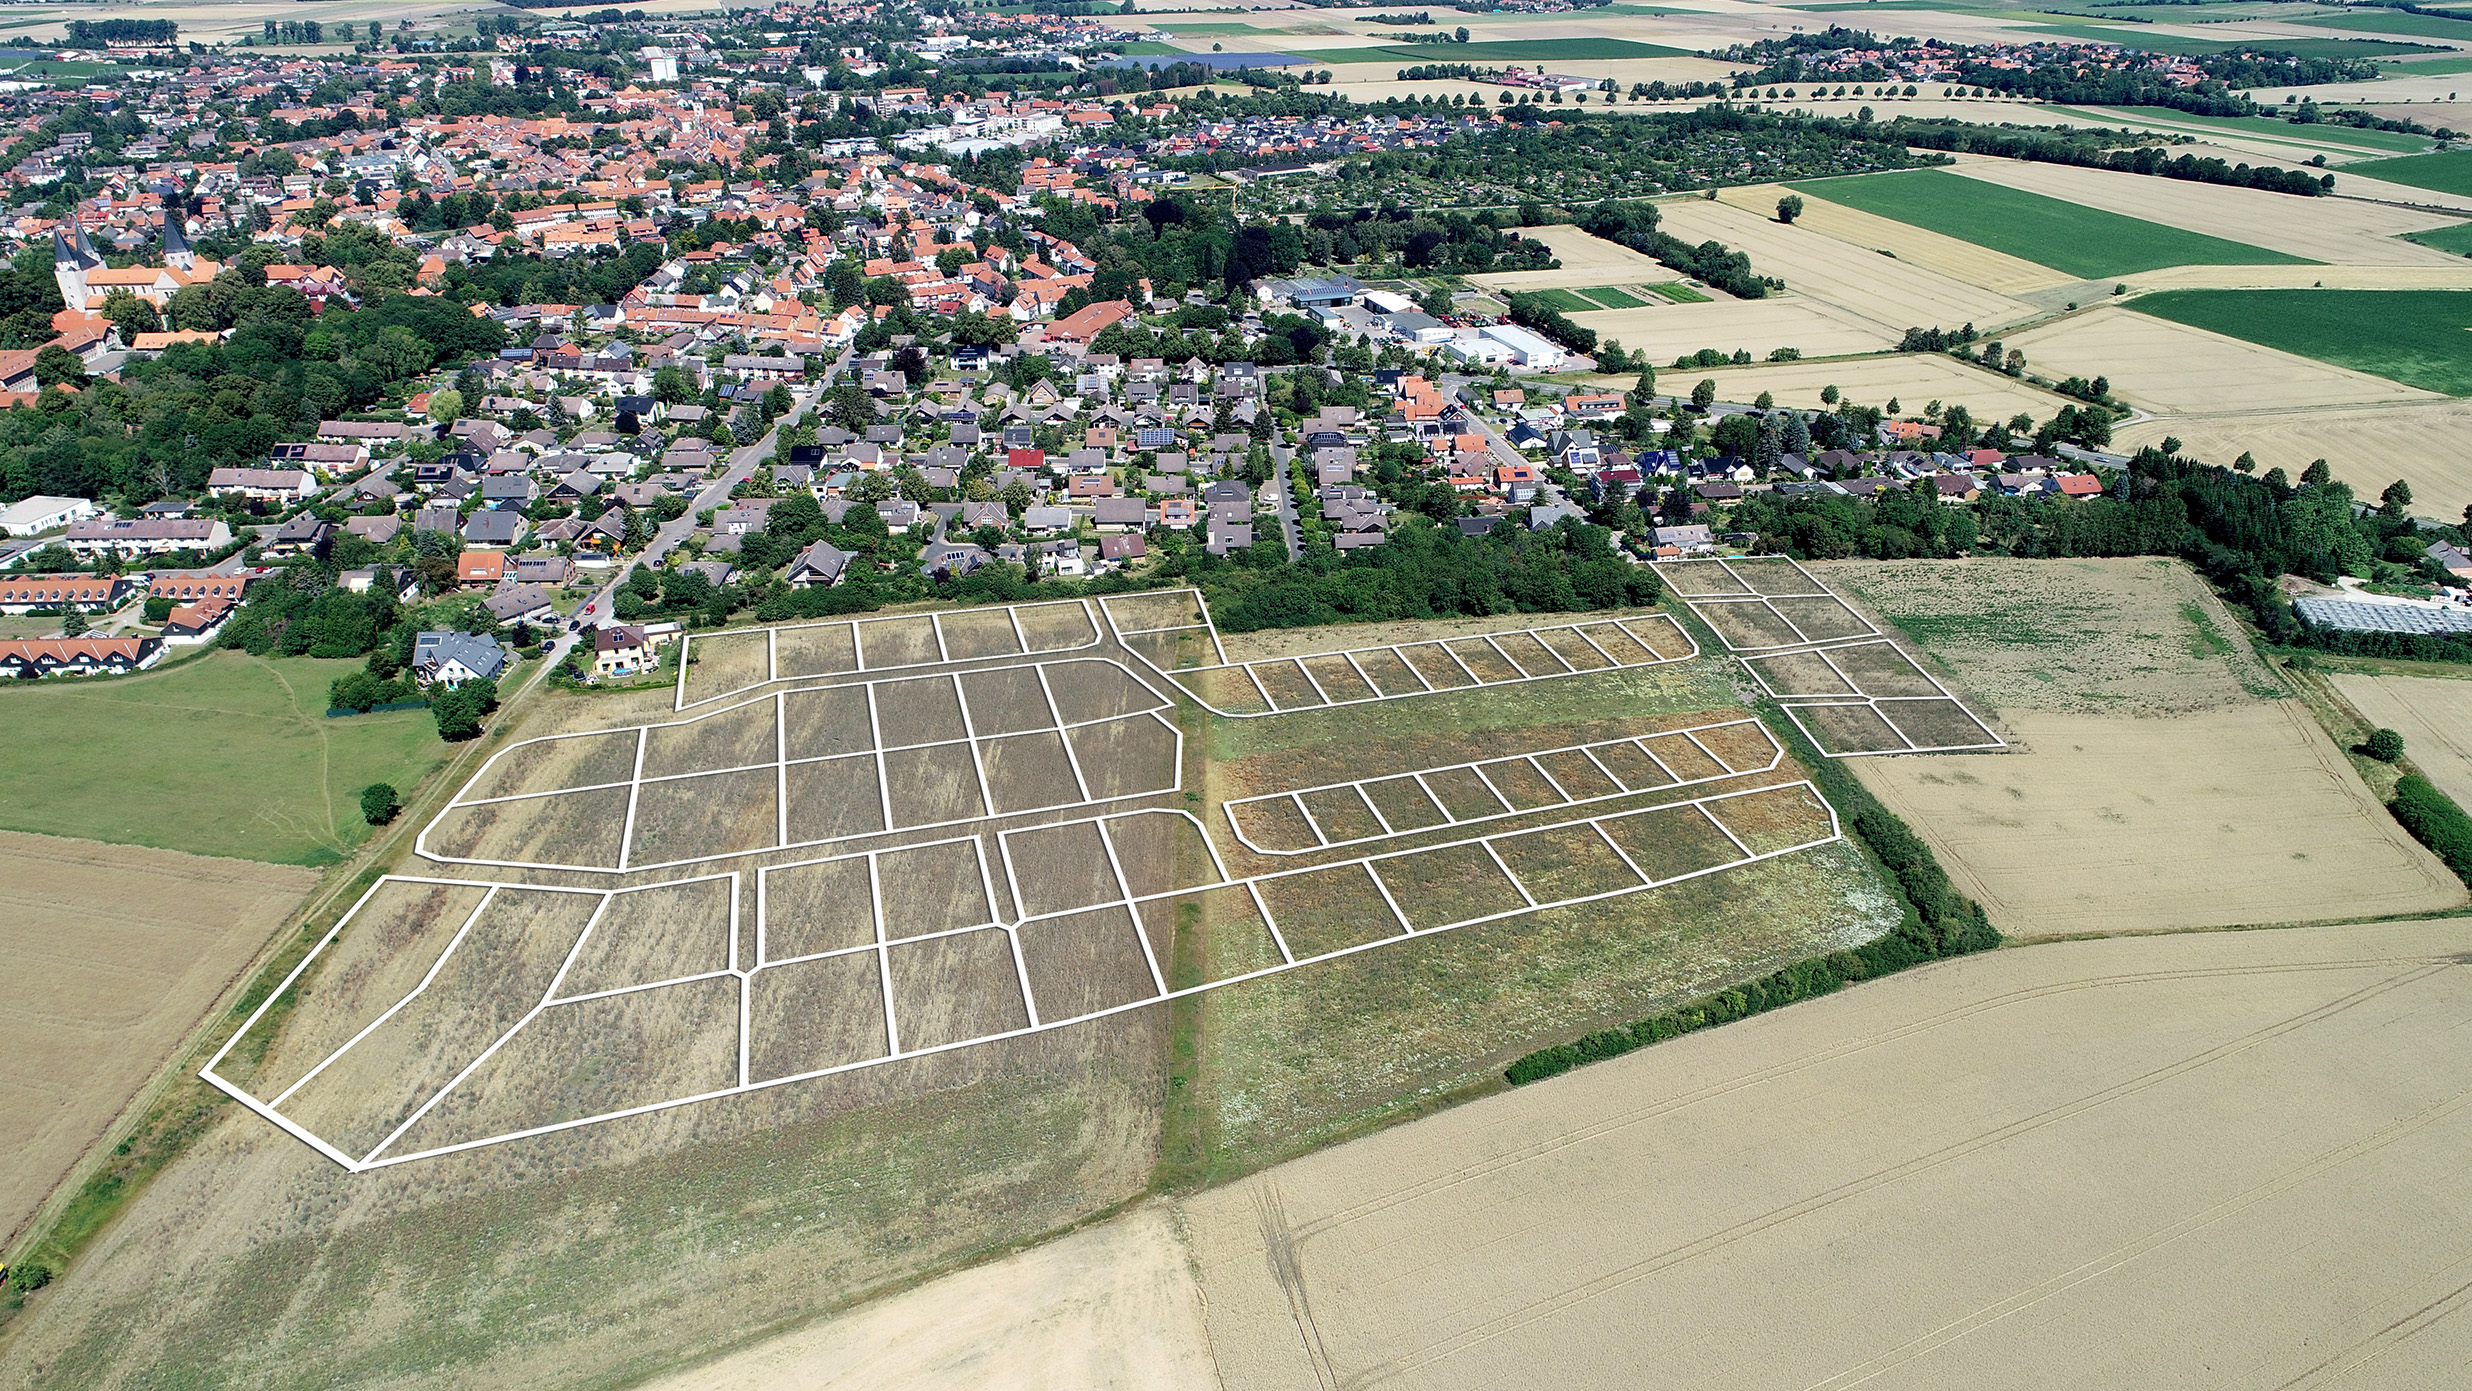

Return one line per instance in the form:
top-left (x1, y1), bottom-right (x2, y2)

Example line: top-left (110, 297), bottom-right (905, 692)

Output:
top-left (62, 517), bottom-right (231, 558)
top-left (0, 573), bottom-right (135, 614)
top-left (0, 635), bottom-right (163, 677)
top-left (785, 540), bottom-right (855, 589)
top-left (410, 631), bottom-right (510, 686)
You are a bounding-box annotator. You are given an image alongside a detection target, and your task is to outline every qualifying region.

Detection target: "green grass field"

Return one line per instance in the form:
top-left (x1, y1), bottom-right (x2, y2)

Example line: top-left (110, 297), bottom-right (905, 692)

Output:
top-left (1581, 286), bottom-right (1649, 308)
top-left (1154, 21), bottom-right (1257, 32)
top-left (2404, 221), bottom-right (2472, 255)
top-left (1523, 287), bottom-right (1603, 312)
top-left (1109, 40), bottom-right (1187, 54)
top-left (2061, 105), bottom-right (2431, 154)
top-left (1646, 280), bottom-right (1711, 303)
top-left (2297, 7), bottom-right (2472, 40)
top-left (2131, 289), bottom-right (2472, 397)
top-left (2388, 51), bottom-right (2472, 72)
top-left (0, 650), bottom-right (444, 864)
top-left (1294, 37), bottom-right (1685, 63)
top-left (1786, 168), bottom-right (2312, 278)
top-left (2022, 20), bottom-right (2443, 58)
top-left (2346, 147), bottom-right (2472, 197)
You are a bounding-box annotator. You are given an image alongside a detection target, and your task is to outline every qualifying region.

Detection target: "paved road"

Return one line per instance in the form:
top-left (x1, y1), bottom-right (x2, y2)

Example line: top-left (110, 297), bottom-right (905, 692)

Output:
top-left (537, 384), bottom-right (817, 678)
top-left (1267, 440), bottom-right (1302, 561)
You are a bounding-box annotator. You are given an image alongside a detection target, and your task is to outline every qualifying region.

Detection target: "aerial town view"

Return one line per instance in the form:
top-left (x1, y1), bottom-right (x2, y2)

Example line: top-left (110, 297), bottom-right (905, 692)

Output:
top-left (3, 0), bottom-right (2472, 1383)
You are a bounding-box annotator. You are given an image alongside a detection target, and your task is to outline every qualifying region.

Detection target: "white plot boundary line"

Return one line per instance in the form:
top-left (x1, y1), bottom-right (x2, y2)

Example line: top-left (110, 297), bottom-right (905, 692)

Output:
top-left (1221, 716), bottom-right (1783, 855)
top-left (422, 655), bottom-right (1182, 874)
top-left (215, 787), bottom-right (1838, 1172)
top-left (1776, 698), bottom-right (2008, 758)
top-left (674, 598), bottom-right (1106, 711)
top-left (1101, 603), bottom-right (1699, 719)
top-left (1654, 555), bottom-right (1882, 655)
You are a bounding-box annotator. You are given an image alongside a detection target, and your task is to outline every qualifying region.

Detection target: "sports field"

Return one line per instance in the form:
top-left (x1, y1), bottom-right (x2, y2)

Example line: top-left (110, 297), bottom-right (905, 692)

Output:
top-left (2130, 288), bottom-right (2472, 396)
top-left (0, 651), bottom-right (444, 865)
top-left (1785, 169), bottom-right (2312, 278)
top-left (2345, 146), bottom-right (2472, 197)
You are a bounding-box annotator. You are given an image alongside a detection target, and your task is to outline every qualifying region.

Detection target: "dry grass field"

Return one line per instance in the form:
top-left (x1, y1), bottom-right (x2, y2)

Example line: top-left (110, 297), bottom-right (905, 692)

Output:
top-left (1715, 184), bottom-right (2074, 296)
top-left (1646, 353), bottom-right (2070, 419)
top-left (0, 833), bottom-right (317, 1248)
top-left (1466, 224), bottom-right (1670, 291)
top-left (1814, 558), bottom-right (2462, 936)
top-left (2114, 400), bottom-right (2472, 517)
top-left (1653, 195), bottom-right (2042, 334)
top-left (2001, 306), bottom-right (2434, 414)
top-left (1947, 156), bottom-right (2471, 265)
top-left (1569, 295), bottom-right (1896, 364)
top-left (2331, 673), bottom-right (2472, 811)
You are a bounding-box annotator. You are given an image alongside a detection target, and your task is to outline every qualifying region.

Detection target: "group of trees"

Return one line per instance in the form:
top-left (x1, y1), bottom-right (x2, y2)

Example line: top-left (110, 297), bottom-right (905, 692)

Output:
top-left (1575, 198), bottom-right (1774, 300)
top-left (64, 19), bottom-right (174, 44)
top-left (1893, 119), bottom-right (2332, 196)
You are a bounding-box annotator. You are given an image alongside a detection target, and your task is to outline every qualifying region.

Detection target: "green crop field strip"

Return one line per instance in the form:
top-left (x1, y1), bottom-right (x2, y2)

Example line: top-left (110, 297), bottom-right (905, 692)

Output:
top-left (2130, 289), bottom-right (2472, 397)
top-left (1645, 280), bottom-right (1710, 303)
top-left (2297, 7), bottom-right (2472, 40)
top-left (1524, 287), bottom-right (1603, 312)
top-left (1786, 168), bottom-right (2314, 278)
top-left (1109, 40), bottom-right (1188, 54)
top-left (1581, 286), bottom-right (1649, 308)
top-left (2345, 148), bottom-right (2472, 198)
top-left (2021, 21), bottom-right (2444, 58)
top-left (2056, 105), bottom-right (2431, 154)
top-left (2404, 221), bottom-right (2472, 255)
top-left (0, 650), bottom-right (444, 864)
top-left (1294, 37), bottom-right (1686, 63)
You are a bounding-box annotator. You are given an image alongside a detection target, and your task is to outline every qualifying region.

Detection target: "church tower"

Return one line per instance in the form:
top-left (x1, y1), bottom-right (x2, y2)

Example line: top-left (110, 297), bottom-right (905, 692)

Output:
top-left (161, 214), bottom-right (193, 271)
top-left (51, 230), bottom-right (93, 308)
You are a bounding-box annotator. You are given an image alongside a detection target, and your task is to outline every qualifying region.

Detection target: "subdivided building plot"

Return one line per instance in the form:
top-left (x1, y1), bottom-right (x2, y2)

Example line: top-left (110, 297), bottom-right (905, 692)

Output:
top-left (1660, 557), bottom-right (2006, 757)
top-left (205, 590), bottom-right (1850, 1171)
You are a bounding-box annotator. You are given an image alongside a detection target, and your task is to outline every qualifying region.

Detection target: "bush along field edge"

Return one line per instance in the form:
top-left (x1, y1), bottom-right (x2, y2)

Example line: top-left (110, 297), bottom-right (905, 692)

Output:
top-left (2389, 774), bottom-right (2472, 891)
top-left (1503, 691), bottom-right (2000, 1088)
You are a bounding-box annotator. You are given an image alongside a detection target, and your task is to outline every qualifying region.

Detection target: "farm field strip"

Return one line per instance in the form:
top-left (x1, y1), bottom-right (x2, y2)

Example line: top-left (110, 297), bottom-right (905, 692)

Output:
top-left (674, 598), bottom-right (1104, 709)
top-left (1100, 596), bottom-right (1697, 716)
top-left (1220, 716), bottom-right (1782, 854)
top-left (1776, 697), bottom-right (2008, 757)
top-left (216, 777), bottom-right (1841, 1171)
top-left (418, 655), bottom-right (1181, 873)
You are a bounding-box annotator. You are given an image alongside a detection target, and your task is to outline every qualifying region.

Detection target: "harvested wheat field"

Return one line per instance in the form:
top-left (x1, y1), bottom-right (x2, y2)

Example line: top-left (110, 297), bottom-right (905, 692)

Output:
top-left (2124, 262), bottom-right (2472, 292)
top-left (2332, 673), bottom-right (2472, 811)
top-left (1948, 156), bottom-right (2471, 265)
top-left (1654, 195), bottom-right (2041, 333)
top-left (0, 832), bottom-right (316, 1246)
top-left (1179, 918), bottom-right (2472, 1388)
top-left (646, 1206), bottom-right (1215, 1391)
top-left (2114, 400), bottom-right (2472, 517)
top-left (1714, 184), bottom-right (2072, 296)
top-left (1566, 295), bottom-right (1895, 363)
top-left (1656, 353), bottom-right (2069, 420)
top-left (1467, 224), bottom-right (1671, 291)
top-left (2002, 306), bottom-right (2433, 414)
top-left (1813, 558), bottom-right (2461, 935)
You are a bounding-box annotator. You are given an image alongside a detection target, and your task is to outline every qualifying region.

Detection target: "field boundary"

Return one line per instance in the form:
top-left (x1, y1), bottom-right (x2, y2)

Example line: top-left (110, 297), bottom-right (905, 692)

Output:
top-left (673, 598), bottom-right (1106, 710)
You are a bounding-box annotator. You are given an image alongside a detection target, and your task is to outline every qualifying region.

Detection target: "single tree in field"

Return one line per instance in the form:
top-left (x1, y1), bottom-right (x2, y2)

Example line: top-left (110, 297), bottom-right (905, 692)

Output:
top-left (361, 783), bottom-right (401, 825)
top-left (1776, 195), bottom-right (1804, 225)
top-left (1820, 384), bottom-right (1839, 405)
top-left (2303, 458), bottom-right (2332, 486)
top-left (2233, 451), bottom-right (2256, 473)
top-left (1691, 378), bottom-right (1716, 409)
top-left (2365, 729), bottom-right (2406, 764)
top-left (2382, 479), bottom-right (2413, 516)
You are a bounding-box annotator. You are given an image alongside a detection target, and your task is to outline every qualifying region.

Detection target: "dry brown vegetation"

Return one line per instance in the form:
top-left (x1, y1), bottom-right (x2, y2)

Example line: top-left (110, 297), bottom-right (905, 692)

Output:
top-left (0, 834), bottom-right (317, 1248)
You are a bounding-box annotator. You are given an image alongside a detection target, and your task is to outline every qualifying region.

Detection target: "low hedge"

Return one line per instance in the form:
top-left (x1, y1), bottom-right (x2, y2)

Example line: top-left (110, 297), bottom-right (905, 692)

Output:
top-left (2390, 774), bottom-right (2472, 886)
top-left (1503, 699), bottom-right (1998, 1088)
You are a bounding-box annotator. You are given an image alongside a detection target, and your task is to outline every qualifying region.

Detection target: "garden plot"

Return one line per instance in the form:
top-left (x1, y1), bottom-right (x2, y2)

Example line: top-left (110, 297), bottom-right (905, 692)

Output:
top-left (1103, 590), bottom-right (1695, 717)
top-left (676, 599), bottom-right (1104, 709)
top-left (420, 657), bottom-right (1182, 872)
top-left (1748, 638), bottom-right (2007, 757)
top-left (1223, 716), bottom-right (1782, 854)
top-left (219, 769), bottom-right (1841, 1170)
top-left (1658, 556), bottom-right (1882, 653)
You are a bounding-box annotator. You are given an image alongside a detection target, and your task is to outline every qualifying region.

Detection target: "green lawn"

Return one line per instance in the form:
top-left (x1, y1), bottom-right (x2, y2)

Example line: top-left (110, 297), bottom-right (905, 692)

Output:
top-left (1581, 286), bottom-right (1650, 308)
top-left (2404, 221), bottom-right (2472, 255)
top-left (2345, 147), bottom-right (2472, 197)
top-left (1786, 168), bottom-right (2312, 278)
top-left (2059, 105), bottom-right (2431, 154)
top-left (2131, 289), bottom-right (2472, 397)
top-left (1294, 37), bottom-right (1685, 63)
top-left (0, 650), bottom-right (445, 865)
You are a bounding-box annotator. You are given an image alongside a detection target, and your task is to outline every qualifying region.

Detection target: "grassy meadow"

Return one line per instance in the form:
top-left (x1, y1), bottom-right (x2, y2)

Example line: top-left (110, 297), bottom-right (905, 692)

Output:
top-left (0, 650), bottom-right (443, 864)
top-left (1785, 168), bottom-right (2312, 278)
top-left (2131, 288), bottom-right (2472, 397)
top-left (2347, 147), bottom-right (2472, 198)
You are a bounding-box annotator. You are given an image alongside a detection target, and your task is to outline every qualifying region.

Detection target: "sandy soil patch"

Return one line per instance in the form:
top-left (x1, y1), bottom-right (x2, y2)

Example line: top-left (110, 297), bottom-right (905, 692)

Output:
top-left (2332, 673), bottom-right (2472, 810)
top-left (1946, 156), bottom-right (2469, 264)
top-left (2114, 399), bottom-right (2472, 517)
top-left (1654, 194), bottom-right (2042, 333)
top-left (1854, 704), bottom-right (2460, 936)
top-left (1716, 184), bottom-right (2073, 296)
top-left (1568, 294), bottom-right (1895, 362)
top-left (1182, 918), bottom-right (2472, 1387)
top-left (2001, 305), bottom-right (2434, 414)
top-left (0, 832), bottom-right (315, 1247)
top-left (1654, 353), bottom-right (2071, 419)
top-left (646, 1207), bottom-right (1214, 1391)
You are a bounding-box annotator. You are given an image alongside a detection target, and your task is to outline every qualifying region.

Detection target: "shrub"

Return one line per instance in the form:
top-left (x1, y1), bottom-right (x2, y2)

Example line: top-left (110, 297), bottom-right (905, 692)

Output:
top-left (359, 782), bottom-right (400, 825)
top-left (7, 1262), bottom-right (51, 1293)
top-left (2364, 728), bottom-right (2405, 763)
top-left (2390, 774), bottom-right (2472, 886)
